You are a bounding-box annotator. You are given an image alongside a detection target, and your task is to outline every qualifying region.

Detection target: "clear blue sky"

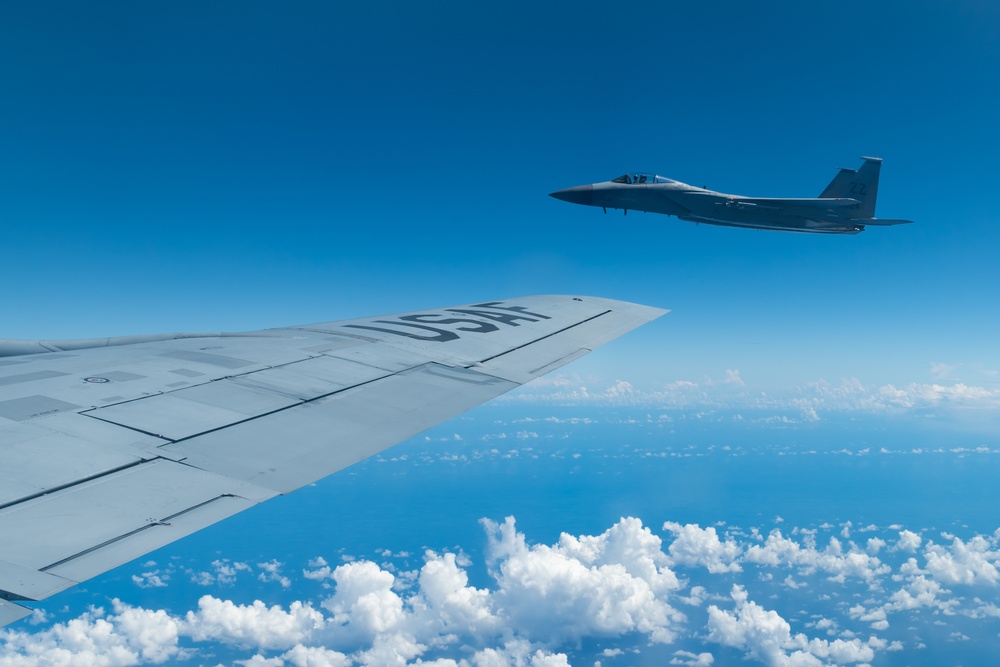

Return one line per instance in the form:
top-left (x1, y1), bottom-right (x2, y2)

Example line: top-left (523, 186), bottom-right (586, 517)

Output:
top-left (2, 2), bottom-right (998, 389)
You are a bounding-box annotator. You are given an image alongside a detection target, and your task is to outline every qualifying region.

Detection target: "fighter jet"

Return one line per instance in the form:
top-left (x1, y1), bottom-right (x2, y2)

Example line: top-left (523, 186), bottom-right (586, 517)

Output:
top-left (550, 157), bottom-right (911, 234)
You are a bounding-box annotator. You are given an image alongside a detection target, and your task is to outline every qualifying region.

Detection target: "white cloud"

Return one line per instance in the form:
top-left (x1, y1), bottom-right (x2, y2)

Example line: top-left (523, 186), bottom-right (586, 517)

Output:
top-left (670, 649), bottom-right (715, 665)
top-left (258, 560), bottom-right (293, 589)
top-left (281, 644), bottom-right (352, 667)
top-left (922, 536), bottom-right (1000, 586)
top-left (12, 517), bottom-right (1000, 666)
top-left (501, 373), bottom-right (1000, 415)
top-left (237, 655), bottom-right (284, 667)
top-left (169, 517), bottom-right (685, 664)
top-left (878, 574), bottom-right (960, 618)
top-left (865, 538), bottom-right (886, 555)
top-left (406, 550), bottom-right (498, 642)
top-left (893, 530), bottom-right (922, 553)
top-left (662, 523), bottom-right (742, 573)
top-left (183, 596), bottom-right (325, 651)
top-left (0, 601), bottom-right (182, 667)
top-left (470, 639), bottom-right (570, 667)
top-left (848, 604), bottom-right (888, 630)
top-left (484, 516), bottom-right (684, 645)
top-left (707, 586), bottom-right (876, 666)
top-left (320, 561), bottom-right (405, 646)
top-left (304, 556), bottom-right (333, 582)
top-left (131, 570), bottom-right (169, 589)
top-left (743, 530), bottom-right (890, 583)
top-left (678, 585), bottom-right (709, 607)
top-left (190, 559), bottom-right (253, 587)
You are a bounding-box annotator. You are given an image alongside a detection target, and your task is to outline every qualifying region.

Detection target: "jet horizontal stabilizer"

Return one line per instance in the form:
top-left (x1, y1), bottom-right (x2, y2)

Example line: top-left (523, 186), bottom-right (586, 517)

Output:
top-left (851, 218), bottom-right (913, 226)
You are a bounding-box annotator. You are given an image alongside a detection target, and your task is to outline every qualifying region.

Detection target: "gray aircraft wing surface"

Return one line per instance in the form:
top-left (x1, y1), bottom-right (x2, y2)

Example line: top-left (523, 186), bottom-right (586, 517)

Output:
top-left (0, 295), bottom-right (665, 626)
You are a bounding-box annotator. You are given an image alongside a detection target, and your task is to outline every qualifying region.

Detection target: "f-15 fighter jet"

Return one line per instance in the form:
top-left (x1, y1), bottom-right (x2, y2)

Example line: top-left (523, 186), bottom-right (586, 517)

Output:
top-left (550, 157), bottom-right (911, 234)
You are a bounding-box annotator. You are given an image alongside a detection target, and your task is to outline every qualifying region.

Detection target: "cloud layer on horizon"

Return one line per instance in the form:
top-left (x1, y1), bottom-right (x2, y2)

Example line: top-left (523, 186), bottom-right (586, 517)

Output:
top-left (498, 372), bottom-right (1000, 419)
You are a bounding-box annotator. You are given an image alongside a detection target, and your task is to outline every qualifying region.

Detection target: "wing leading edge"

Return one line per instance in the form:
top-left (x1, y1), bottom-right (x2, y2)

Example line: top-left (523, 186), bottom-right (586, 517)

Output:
top-left (0, 295), bottom-right (666, 625)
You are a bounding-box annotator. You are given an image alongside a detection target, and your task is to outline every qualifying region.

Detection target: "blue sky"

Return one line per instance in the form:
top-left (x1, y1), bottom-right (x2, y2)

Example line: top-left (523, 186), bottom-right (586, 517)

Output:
top-left (3, 1), bottom-right (999, 391)
top-left (2, 2), bottom-right (1000, 665)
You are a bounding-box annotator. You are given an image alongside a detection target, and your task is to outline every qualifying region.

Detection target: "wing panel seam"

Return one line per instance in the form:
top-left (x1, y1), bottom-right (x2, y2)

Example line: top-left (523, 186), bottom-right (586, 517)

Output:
top-left (473, 310), bottom-right (612, 365)
top-left (82, 365), bottom-right (406, 445)
top-left (0, 459), bottom-right (149, 512)
top-left (37, 494), bottom-right (246, 573)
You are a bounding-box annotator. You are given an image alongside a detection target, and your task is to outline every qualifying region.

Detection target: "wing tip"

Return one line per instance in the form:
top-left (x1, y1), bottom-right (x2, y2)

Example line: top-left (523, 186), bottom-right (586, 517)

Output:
top-left (0, 598), bottom-right (33, 628)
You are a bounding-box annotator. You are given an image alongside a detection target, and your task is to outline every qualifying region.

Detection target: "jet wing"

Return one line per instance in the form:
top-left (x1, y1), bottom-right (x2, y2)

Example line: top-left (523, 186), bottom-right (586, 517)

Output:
top-left (0, 295), bottom-right (665, 626)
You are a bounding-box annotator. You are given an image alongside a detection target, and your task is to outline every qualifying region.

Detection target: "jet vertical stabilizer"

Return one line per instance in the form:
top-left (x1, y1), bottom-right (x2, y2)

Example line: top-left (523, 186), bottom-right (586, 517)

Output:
top-left (819, 156), bottom-right (882, 218)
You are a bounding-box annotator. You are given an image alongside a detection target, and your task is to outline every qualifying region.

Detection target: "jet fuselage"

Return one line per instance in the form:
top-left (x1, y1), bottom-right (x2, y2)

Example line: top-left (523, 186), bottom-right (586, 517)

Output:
top-left (550, 159), bottom-right (912, 235)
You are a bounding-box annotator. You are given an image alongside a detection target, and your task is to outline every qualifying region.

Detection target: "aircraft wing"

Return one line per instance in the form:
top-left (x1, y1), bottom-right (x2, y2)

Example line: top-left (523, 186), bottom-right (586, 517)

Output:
top-left (0, 295), bottom-right (665, 626)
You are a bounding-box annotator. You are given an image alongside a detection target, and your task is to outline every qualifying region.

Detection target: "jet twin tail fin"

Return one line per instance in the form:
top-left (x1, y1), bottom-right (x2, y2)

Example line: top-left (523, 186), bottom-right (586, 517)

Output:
top-left (819, 157), bottom-right (882, 218)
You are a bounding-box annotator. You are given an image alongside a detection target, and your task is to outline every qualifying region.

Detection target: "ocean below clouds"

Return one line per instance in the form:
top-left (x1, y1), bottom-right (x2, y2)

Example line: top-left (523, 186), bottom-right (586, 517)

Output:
top-left (3, 404), bottom-right (999, 666)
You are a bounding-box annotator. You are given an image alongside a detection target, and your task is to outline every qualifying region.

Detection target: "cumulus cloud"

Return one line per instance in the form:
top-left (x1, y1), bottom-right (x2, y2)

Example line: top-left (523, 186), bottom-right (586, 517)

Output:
top-left (707, 586), bottom-right (876, 666)
top-left (744, 530), bottom-right (890, 583)
top-left (183, 596), bottom-right (325, 651)
top-left (131, 569), bottom-right (170, 589)
top-left (670, 649), bottom-right (715, 665)
top-left (922, 535), bottom-right (1000, 586)
top-left (893, 530), bottom-right (922, 553)
top-left (10, 518), bottom-right (1000, 666)
top-left (865, 538), bottom-right (886, 555)
top-left (662, 523), bottom-right (742, 573)
top-left (190, 558), bottom-right (253, 587)
top-left (304, 556), bottom-right (334, 582)
top-left (485, 516), bottom-right (684, 644)
top-left (469, 639), bottom-right (570, 667)
top-left (0, 601), bottom-right (183, 667)
top-left (407, 551), bottom-right (498, 643)
top-left (281, 644), bottom-right (352, 667)
top-left (320, 561), bottom-right (405, 646)
top-left (258, 560), bottom-right (293, 589)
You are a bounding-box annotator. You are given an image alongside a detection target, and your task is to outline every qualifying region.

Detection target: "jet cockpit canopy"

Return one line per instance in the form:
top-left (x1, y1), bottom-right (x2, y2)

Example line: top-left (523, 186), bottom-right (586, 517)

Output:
top-left (610, 173), bottom-right (676, 185)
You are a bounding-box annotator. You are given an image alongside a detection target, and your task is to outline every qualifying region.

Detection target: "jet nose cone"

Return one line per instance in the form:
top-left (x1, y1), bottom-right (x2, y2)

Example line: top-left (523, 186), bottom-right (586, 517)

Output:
top-left (549, 184), bottom-right (594, 206)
